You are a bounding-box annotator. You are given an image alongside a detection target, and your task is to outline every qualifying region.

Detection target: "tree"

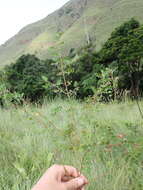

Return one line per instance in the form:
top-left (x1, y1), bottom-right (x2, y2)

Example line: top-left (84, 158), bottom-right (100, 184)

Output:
top-left (5, 54), bottom-right (56, 102)
top-left (99, 18), bottom-right (143, 97)
top-left (69, 44), bottom-right (98, 98)
top-left (118, 26), bottom-right (143, 96)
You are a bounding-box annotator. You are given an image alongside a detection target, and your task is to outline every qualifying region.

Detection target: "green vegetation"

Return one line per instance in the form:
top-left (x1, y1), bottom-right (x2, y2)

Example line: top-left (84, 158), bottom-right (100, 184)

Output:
top-left (97, 18), bottom-right (143, 98)
top-left (0, 14), bottom-right (143, 190)
top-left (4, 55), bottom-right (57, 102)
top-left (1, 19), bottom-right (143, 104)
top-left (0, 100), bottom-right (143, 190)
top-left (1, 0), bottom-right (143, 66)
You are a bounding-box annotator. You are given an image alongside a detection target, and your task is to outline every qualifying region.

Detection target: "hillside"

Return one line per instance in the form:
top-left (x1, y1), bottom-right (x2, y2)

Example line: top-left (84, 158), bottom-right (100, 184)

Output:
top-left (0, 0), bottom-right (143, 66)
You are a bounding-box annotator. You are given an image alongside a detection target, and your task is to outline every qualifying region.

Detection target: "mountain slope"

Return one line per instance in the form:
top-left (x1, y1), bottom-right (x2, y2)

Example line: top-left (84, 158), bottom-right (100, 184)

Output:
top-left (0, 0), bottom-right (143, 67)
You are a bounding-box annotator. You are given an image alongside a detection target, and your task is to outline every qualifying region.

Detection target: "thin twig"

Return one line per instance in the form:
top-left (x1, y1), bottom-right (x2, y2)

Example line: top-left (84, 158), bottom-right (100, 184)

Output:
top-left (136, 98), bottom-right (143, 120)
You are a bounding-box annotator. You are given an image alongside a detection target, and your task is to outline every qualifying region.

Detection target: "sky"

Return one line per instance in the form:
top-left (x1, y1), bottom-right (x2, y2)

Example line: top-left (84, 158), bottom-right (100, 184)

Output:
top-left (0, 0), bottom-right (69, 45)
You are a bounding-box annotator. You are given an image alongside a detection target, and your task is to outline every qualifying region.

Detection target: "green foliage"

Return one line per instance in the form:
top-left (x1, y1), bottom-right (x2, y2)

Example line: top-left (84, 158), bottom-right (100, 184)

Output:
top-left (0, 71), bottom-right (23, 107)
top-left (2, 18), bottom-right (143, 103)
top-left (0, 83), bottom-right (23, 107)
top-left (68, 44), bottom-right (98, 98)
top-left (100, 18), bottom-right (141, 63)
top-left (111, 18), bottom-right (140, 37)
top-left (99, 18), bottom-right (143, 97)
top-left (5, 54), bottom-right (57, 102)
top-left (95, 68), bottom-right (119, 102)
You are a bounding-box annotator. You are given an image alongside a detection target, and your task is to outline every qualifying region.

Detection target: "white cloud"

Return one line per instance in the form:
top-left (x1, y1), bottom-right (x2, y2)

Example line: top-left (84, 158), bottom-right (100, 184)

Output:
top-left (0, 0), bottom-right (69, 45)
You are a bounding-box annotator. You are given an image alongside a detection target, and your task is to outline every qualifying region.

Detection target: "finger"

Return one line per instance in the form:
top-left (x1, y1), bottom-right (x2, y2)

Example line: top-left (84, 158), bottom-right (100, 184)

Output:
top-left (65, 176), bottom-right (87, 190)
top-left (63, 165), bottom-right (80, 178)
top-left (62, 175), bottom-right (87, 183)
top-left (77, 187), bottom-right (85, 190)
top-left (77, 188), bottom-right (84, 190)
top-left (80, 174), bottom-right (88, 184)
top-left (62, 172), bottom-right (88, 184)
top-left (62, 176), bottom-right (75, 182)
top-left (48, 165), bottom-right (79, 181)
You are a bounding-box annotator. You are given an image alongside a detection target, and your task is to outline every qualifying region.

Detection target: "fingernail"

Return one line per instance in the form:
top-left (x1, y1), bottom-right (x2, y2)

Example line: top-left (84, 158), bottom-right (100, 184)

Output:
top-left (77, 178), bottom-right (84, 186)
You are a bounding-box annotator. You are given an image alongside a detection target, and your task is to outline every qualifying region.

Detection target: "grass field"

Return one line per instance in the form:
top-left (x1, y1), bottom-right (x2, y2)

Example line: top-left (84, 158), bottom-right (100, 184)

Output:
top-left (0, 99), bottom-right (143, 190)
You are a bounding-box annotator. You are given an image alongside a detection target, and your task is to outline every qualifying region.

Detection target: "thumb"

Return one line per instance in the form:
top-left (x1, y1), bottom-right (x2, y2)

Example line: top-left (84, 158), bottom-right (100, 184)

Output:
top-left (65, 177), bottom-right (86, 190)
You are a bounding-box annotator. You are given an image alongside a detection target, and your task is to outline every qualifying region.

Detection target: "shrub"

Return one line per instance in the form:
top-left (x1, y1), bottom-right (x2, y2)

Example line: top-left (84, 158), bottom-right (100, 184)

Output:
top-left (5, 54), bottom-right (56, 102)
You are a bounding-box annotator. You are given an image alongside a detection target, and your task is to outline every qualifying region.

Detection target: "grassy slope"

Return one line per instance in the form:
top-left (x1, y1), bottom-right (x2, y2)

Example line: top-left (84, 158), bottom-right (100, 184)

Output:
top-left (0, 100), bottom-right (143, 189)
top-left (1, 0), bottom-right (143, 67)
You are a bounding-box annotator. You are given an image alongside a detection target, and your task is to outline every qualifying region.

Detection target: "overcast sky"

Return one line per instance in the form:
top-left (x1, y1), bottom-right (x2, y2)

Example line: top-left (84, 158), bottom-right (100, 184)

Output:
top-left (0, 0), bottom-right (69, 45)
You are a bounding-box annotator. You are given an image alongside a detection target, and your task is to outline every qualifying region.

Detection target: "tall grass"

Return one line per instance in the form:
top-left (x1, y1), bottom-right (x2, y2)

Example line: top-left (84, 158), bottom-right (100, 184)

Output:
top-left (0, 100), bottom-right (143, 190)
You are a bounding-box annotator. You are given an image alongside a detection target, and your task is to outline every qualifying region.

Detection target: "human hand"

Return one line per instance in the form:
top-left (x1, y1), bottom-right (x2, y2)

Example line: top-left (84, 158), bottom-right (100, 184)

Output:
top-left (32, 164), bottom-right (88, 190)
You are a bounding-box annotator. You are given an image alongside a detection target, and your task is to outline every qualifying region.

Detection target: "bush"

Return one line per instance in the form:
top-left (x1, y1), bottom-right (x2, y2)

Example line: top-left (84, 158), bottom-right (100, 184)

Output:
top-left (5, 54), bottom-right (56, 102)
top-left (95, 68), bottom-right (119, 102)
top-left (0, 83), bottom-right (23, 107)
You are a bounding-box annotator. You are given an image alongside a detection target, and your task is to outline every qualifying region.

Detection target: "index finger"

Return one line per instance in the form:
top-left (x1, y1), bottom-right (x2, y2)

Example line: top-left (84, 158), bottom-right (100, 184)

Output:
top-left (50, 165), bottom-right (80, 179)
top-left (63, 165), bottom-right (80, 178)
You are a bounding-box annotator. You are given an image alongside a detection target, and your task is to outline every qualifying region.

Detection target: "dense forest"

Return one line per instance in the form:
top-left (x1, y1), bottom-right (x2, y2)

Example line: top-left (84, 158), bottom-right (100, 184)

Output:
top-left (0, 18), bottom-right (143, 106)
